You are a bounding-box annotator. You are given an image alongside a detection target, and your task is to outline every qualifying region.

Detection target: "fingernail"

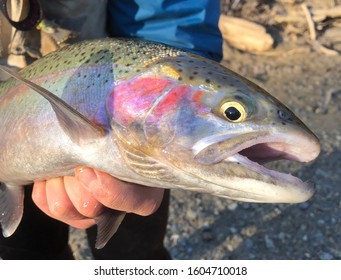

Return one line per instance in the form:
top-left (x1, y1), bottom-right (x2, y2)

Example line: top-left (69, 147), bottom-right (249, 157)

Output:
top-left (76, 167), bottom-right (97, 190)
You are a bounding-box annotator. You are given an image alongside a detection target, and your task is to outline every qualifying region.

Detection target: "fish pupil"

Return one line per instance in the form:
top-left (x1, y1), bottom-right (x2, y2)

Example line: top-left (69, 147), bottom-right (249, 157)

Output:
top-left (225, 107), bottom-right (241, 121)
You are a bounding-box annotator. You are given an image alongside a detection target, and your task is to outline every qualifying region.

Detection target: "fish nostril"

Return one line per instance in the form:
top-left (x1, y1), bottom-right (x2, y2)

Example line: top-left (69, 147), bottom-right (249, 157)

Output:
top-left (277, 109), bottom-right (291, 121)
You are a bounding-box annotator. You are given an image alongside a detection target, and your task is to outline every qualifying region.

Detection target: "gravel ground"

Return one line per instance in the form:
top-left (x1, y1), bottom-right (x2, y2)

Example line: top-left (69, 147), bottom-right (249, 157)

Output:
top-left (68, 1), bottom-right (340, 259)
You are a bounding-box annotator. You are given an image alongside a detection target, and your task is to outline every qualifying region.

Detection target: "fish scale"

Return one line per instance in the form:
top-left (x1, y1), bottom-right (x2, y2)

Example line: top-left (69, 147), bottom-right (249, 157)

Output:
top-left (0, 38), bottom-right (320, 249)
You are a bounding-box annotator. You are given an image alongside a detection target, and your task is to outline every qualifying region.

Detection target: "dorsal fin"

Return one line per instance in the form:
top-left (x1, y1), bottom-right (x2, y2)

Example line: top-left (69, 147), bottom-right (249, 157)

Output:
top-left (0, 66), bottom-right (106, 145)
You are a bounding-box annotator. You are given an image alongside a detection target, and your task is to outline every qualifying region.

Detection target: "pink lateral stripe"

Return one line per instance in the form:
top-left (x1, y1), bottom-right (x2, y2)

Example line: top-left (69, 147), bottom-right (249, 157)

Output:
top-left (108, 77), bottom-right (173, 125)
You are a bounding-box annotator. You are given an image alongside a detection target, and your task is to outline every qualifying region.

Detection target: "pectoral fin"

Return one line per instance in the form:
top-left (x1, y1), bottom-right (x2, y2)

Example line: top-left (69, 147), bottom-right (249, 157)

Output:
top-left (0, 66), bottom-right (106, 145)
top-left (110, 120), bottom-right (178, 182)
top-left (94, 208), bottom-right (126, 249)
top-left (0, 182), bottom-right (24, 237)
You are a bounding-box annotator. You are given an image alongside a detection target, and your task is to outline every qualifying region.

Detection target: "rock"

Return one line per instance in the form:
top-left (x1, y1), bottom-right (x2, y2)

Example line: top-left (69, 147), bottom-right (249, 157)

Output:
top-left (227, 202), bottom-right (238, 211)
top-left (264, 235), bottom-right (276, 250)
top-left (225, 235), bottom-right (244, 252)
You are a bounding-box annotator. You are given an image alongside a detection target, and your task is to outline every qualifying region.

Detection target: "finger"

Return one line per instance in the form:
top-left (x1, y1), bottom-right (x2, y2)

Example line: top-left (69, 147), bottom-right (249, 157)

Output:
top-left (75, 167), bottom-right (165, 216)
top-left (32, 180), bottom-right (54, 217)
top-left (44, 177), bottom-right (96, 228)
top-left (63, 175), bottom-right (102, 218)
top-left (33, 179), bottom-right (95, 229)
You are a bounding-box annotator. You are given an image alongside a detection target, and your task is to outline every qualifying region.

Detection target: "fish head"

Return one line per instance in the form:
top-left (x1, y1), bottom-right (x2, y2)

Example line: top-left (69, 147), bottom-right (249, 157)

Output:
top-left (109, 52), bottom-right (320, 203)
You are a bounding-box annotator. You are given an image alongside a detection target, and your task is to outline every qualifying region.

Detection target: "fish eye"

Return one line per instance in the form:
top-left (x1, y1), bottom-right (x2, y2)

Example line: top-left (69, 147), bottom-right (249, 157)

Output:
top-left (220, 101), bottom-right (246, 122)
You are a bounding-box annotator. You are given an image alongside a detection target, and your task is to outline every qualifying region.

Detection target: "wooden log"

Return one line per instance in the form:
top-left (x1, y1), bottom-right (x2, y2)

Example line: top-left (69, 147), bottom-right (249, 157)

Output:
top-left (219, 15), bottom-right (274, 53)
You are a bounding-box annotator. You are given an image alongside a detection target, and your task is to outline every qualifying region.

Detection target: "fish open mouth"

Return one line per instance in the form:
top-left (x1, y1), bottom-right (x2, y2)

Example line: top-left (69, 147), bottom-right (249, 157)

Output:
top-left (225, 141), bottom-right (311, 185)
top-left (192, 132), bottom-right (320, 202)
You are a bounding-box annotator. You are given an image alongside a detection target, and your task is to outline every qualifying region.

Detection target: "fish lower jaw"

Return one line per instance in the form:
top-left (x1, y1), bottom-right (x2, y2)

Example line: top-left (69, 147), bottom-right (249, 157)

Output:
top-left (224, 153), bottom-right (315, 203)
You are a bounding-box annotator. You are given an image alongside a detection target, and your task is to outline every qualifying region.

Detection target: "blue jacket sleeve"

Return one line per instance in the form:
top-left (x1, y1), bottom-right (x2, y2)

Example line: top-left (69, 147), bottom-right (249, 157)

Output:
top-left (107, 0), bottom-right (222, 62)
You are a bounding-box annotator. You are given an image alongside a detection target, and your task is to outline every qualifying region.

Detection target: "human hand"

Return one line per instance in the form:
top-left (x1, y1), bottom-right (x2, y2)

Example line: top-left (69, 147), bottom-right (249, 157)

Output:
top-left (32, 167), bottom-right (165, 229)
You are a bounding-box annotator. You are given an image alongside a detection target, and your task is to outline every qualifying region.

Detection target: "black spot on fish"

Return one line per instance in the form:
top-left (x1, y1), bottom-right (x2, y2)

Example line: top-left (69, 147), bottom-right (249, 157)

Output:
top-left (84, 59), bottom-right (90, 64)
top-left (178, 69), bottom-right (183, 72)
top-left (208, 71), bottom-right (212, 75)
top-left (235, 95), bottom-right (244, 101)
top-left (189, 76), bottom-right (194, 80)
top-left (282, 122), bottom-right (286, 125)
top-left (105, 79), bottom-right (109, 83)
top-left (205, 79), bottom-right (210, 83)
top-left (271, 122), bottom-right (276, 126)
top-left (97, 73), bottom-right (101, 78)
top-left (83, 75), bottom-right (87, 78)
top-left (178, 77), bottom-right (182, 81)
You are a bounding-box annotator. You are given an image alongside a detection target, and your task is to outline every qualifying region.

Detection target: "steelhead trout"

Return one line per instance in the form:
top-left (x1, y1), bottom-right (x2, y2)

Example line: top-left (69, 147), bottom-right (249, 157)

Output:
top-left (0, 38), bottom-right (320, 248)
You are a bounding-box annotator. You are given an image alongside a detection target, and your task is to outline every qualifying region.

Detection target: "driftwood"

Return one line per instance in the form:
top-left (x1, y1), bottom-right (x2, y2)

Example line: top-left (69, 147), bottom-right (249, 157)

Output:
top-left (300, 3), bottom-right (339, 56)
top-left (274, 5), bottom-right (341, 24)
top-left (219, 15), bottom-right (274, 53)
